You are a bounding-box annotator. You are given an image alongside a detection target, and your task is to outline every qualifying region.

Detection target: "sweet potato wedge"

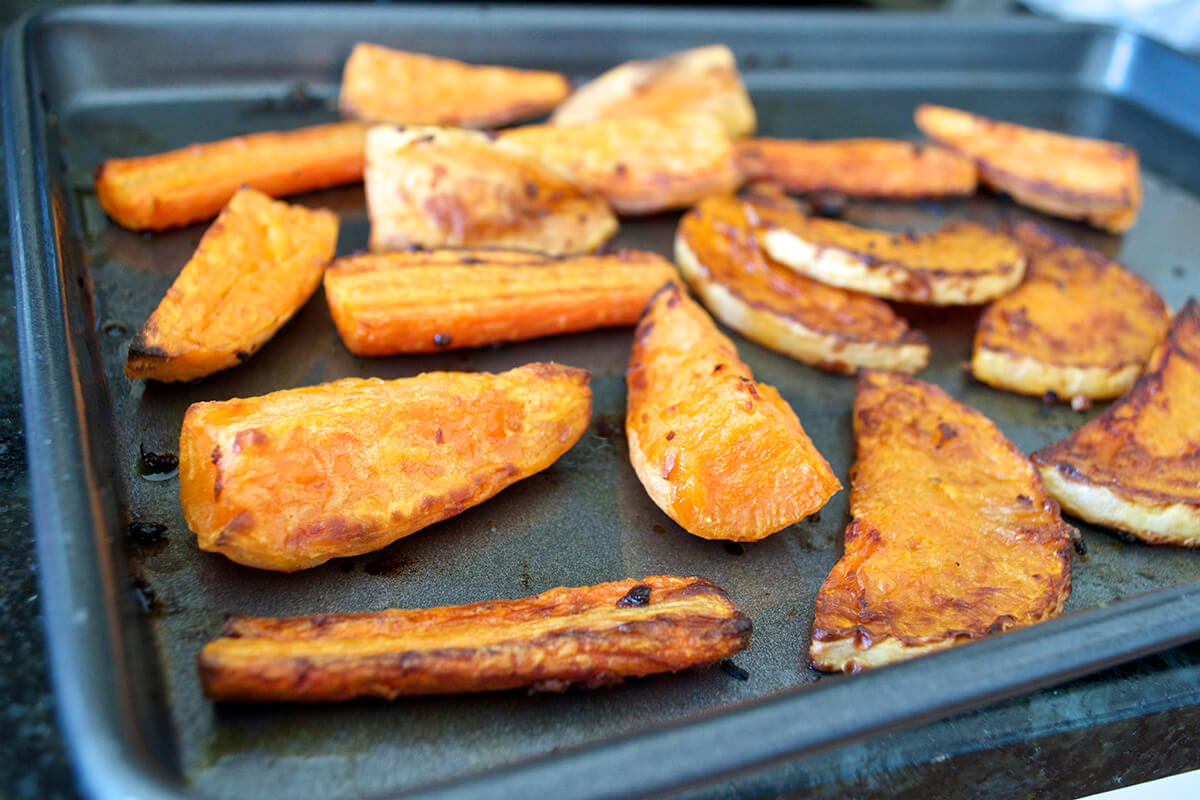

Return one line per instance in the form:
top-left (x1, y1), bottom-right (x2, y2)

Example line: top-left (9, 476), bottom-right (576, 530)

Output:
top-left (675, 194), bottom-right (929, 375)
top-left (365, 125), bottom-right (617, 255)
top-left (972, 222), bottom-right (1170, 403)
top-left (125, 188), bottom-right (338, 382)
top-left (180, 362), bottom-right (592, 571)
top-left (95, 121), bottom-right (367, 231)
top-left (811, 370), bottom-right (1075, 673)
top-left (734, 138), bottom-right (976, 198)
top-left (914, 104), bottom-right (1141, 233)
top-left (325, 247), bottom-right (677, 355)
top-left (551, 44), bottom-right (756, 137)
top-left (626, 283), bottom-right (841, 541)
top-left (338, 42), bottom-right (569, 128)
top-left (1032, 300), bottom-right (1200, 547)
top-left (500, 113), bottom-right (741, 215)
top-left (198, 575), bottom-right (752, 701)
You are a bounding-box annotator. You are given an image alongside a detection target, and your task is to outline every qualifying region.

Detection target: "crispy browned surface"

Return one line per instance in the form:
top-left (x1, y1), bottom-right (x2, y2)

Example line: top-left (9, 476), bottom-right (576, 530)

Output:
top-left (198, 575), bottom-right (752, 701)
top-left (324, 248), bottom-right (678, 355)
top-left (1032, 300), bottom-right (1200, 539)
top-left (95, 121), bottom-right (367, 231)
top-left (365, 125), bottom-right (617, 255)
top-left (125, 188), bottom-right (338, 383)
top-left (811, 370), bottom-right (1075, 672)
top-left (338, 42), bottom-right (569, 128)
top-left (972, 222), bottom-right (1169, 399)
top-left (180, 363), bottom-right (592, 571)
top-left (734, 138), bottom-right (976, 198)
top-left (501, 113), bottom-right (741, 215)
top-left (915, 104), bottom-right (1141, 233)
top-left (550, 44), bottom-right (756, 137)
top-left (675, 194), bottom-right (928, 374)
top-left (626, 284), bottom-right (841, 541)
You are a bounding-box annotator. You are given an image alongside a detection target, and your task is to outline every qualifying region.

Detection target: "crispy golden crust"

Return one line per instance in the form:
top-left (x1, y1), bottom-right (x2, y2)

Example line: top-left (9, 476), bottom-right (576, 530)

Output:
top-left (1032, 300), bottom-right (1200, 546)
top-left (810, 370), bottom-right (1075, 673)
top-left (125, 188), bottom-right (338, 383)
top-left (338, 42), bottom-right (569, 128)
top-left (674, 194), bottom-right (928, 375)
top-left (365, 125), bottom-right (617, 256)
top-left (734, 138), bottom-right (976, 198)
top-left (550, 44), bottom-right (756, 137)
top-left (198, 575), bottom-right (752, 702)
top-left (324, 248), bottom-right (678, 355)
top-left (747, 184), bottom-right (1024, 305)
top-left (626, 284), bottom-right (841, 541)
top-left (501, 113), bottom-right (741, 215)
top-left (914, 104), bottom-right (1141, 233)
top-left (971, 222), bottom-right (1170, 401)
top-left (180, 363), bottom-right (592, 571)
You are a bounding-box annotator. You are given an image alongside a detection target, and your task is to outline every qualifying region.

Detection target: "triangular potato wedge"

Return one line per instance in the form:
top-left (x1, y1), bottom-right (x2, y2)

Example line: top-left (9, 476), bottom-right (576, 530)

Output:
top-left (551, 44), bottom-right (756, 137)
top-left (811, 370), bottom-right (1075, 672)
top-left (365, 125), bottom-right (617, 255)
top-left (915, 104), bottom-right (1141, 233)
top-left (972, 222), bottom-right (1170, 403)
top-left (749, 184), bottom-right (1025, 305)
top-left (675, 193), bottom-right (929, 374)
top-left (180, 363), bottom-right (592, 571)
top-left (339, 42), bottom-right (569, 128)
top-left (1033, 300), bottom-right (1200, 547)
top-left (626, 283), bottom-right (841, 541)
top-left (126, 187), bottom-right (338, 382)
top-left (501, 112), bottom-right (741, 215)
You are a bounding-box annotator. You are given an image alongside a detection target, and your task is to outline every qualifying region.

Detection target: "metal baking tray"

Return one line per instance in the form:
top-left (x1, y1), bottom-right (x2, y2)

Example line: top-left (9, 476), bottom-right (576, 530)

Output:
top-left (6, 5), bottom-right (1200, 799)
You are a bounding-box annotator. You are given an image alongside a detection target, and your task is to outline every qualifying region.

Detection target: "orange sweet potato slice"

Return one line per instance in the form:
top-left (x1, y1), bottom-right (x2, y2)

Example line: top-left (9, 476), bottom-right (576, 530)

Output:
top-left (180, 362), bottom-right (592, 572)
top-left (626, 283), bottom-right (841, 541)
top-left (95, 121), bottom-right (367, 231)
top-left (972, 222), bottom-right (1170, 403)
top-left (125, 188), bottom-right (338, 382)
top-left (810, 370), bottom-right (1076, 673)
top-left (365, 125), bottom-right (617, 255)
top-left (338, 42), bottom-right (570, 128)
top-left (324, 247), bottom-right (678, 355)
top-left (500, 112), bottom-right (742, 215)
top-left (734, 138), bottom-right (976, 198)
top-left (198, 575), bottom-right (752, 701)
top-left (551, 44), bottom-right (756, 137)
top-left (915, 104), bottom-right (1141, 233)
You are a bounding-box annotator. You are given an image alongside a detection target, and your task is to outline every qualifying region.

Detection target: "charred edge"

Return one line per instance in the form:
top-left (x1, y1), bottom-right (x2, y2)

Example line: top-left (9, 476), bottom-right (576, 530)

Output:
top-left (975, 160), bottom-right (1134, 210)
top-left (616, 585), bottom-right (652, 608)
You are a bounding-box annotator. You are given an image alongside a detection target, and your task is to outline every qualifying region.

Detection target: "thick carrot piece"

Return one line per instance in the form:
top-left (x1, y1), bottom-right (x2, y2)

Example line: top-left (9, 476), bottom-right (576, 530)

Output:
top-left (95, 121), bottom-right (367, 231)
top-left (126, 188), bottom-right (338, 382)
top-left (324, 248), bottom-right (678, 355)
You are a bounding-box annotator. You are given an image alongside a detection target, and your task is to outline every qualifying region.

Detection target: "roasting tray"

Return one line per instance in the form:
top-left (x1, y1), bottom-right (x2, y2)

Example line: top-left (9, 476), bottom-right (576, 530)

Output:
top-left (5, 5), bottom-right (1200, 800)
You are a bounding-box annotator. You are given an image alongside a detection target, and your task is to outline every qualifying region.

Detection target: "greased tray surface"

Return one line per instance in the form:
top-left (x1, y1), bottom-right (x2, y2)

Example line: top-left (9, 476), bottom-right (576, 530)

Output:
top-left (6, 6), bottom-right (1200, 800)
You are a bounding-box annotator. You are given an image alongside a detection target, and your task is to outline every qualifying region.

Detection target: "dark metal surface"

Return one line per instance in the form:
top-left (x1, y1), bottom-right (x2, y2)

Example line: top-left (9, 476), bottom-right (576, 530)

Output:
top-left (5, 5), bottom-right (1200, 800)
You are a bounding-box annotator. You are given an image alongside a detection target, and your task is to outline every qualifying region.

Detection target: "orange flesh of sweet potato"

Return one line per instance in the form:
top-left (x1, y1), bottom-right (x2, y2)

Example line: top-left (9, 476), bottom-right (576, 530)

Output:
top-left (95, 121), bottom-right (367, 231)
top-left (125, 187), bottom-right (338, 383)
top-left (179, 363), bottom-right (592, 571)
top-left (324, 248), bottom-right (678, 355)
top-left (626, 284), bottom-right (841, 540)
top-left (197, 575), bottom-right (752, 701)
top-left (338, 42), bottom-right (570, 128)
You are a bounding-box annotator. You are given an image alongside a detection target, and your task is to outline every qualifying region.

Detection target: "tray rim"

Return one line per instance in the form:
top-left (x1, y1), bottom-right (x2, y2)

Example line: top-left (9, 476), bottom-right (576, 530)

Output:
top-left (6, 5), bottom-right (1200, 800)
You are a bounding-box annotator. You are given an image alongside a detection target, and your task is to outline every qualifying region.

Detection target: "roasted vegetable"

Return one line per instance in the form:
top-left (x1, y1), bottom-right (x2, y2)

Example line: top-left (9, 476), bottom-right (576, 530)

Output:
top-left (325, 247), bottom-right (677, 355)
top-left (972, 222), bottom-right (1169, 403)
top-left (810, 370), bottom-right (1075, 673)
top-left (180, 363), bottom-right (592, 571)
top-left (95, 121), bottom-right (366, 231)
top-left (1033, 300), bottom-right (1200, 547)
top-left (125, 187), bottom-right (338, 382)
top-left (626, 283), bottom-right (841, 541)
top-left (365, 125), bottom-right (617, 255)
top-left (338, 42), bottom-right (569, 128)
